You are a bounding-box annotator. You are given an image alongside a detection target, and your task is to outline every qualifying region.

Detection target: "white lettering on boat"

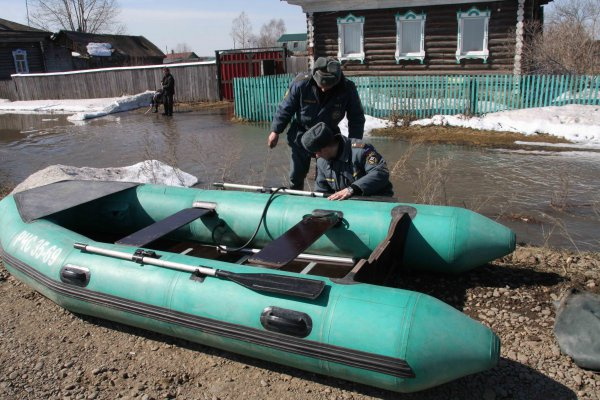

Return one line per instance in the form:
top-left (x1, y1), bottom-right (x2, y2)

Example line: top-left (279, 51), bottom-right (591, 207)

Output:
top-left (11, 230), bottom-right (62, 266)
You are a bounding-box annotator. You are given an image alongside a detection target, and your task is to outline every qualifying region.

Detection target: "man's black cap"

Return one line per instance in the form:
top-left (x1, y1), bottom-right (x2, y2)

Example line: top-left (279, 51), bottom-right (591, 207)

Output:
top-left (312, 57), bottom-right (341, 89)
top-left (301, 122), bottom-right (336, 153)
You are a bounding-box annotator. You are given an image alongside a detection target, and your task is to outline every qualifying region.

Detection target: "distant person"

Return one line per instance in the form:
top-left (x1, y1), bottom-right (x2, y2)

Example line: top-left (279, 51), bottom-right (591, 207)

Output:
top-left (267, 57), bottom-right (365, 190)
top-left (301, 122), bottom-right (393, 200)
top-left (161, 67), bottom-right (175, 116)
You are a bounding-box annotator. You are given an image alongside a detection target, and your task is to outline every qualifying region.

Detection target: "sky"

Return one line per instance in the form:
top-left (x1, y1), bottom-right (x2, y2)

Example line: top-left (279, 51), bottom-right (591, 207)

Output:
top-left (1, 0), bottom-right (307, 56)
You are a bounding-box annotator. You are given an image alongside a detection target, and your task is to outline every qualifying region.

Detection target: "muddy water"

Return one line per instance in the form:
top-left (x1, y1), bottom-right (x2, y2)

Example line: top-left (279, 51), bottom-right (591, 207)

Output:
top-left (0, 108), bottom-right (598, 252)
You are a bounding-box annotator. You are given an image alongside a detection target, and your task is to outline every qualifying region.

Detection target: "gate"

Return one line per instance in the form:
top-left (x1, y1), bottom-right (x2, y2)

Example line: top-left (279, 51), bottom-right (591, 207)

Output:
top-left (216, 47), bottom-right (287, 101)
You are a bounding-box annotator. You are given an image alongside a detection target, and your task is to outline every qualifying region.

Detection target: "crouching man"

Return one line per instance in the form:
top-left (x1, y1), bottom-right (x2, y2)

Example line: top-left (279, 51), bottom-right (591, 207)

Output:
top-left (301, 122), bottom-right (393, 200)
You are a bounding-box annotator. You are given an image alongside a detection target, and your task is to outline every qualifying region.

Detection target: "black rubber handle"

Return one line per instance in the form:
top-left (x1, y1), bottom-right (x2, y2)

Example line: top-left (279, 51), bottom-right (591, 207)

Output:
top-left (260, 306), bottom-right (312, 338)
top-left (60, 266), bottom-right (89, 287)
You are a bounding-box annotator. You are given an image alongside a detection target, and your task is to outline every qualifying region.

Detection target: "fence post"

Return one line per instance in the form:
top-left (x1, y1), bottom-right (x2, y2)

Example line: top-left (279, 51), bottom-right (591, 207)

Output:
top-left (468, 76), bottom-right (478, 115)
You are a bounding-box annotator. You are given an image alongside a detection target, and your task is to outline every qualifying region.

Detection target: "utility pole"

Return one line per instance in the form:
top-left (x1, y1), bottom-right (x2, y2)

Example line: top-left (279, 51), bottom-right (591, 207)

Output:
top-left (25, 0), bottom-right (30, 25)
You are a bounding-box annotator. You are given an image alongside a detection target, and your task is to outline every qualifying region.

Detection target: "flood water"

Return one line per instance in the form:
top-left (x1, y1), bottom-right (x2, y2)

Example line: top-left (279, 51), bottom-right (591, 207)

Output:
top-left (1, 107), bottom-right (599, 252)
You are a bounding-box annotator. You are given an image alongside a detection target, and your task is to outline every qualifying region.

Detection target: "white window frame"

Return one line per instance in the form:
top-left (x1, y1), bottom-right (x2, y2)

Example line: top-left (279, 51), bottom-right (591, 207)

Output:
top-left (455, 7), bottom-right (490, 63)
top-left (337, 13), bottom-right (365, 63)
top-left (12, 49), bottom-right (29, 74)
top-left (395, 11), bottom-right (426, 64)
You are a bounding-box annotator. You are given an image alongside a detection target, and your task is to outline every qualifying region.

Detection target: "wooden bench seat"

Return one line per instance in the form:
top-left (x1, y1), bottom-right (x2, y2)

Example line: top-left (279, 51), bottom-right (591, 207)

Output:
top-left (247, 210), bottom-right (342, 269)
top-left (116, 202), bottom-right (216, 248)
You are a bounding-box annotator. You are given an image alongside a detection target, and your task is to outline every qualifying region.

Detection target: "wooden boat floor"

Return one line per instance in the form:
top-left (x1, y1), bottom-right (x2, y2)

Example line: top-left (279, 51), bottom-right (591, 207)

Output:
top-left (161, 241), bottom-right (353, 279)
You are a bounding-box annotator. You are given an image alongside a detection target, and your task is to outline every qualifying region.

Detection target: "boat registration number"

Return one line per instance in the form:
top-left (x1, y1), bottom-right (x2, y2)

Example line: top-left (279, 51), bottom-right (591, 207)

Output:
top-left (11, 230), bottom-right (63, 266)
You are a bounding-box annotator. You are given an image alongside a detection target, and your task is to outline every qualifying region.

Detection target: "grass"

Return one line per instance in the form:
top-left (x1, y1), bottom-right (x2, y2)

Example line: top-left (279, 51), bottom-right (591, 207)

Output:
top-left (371, 125), bottom-right (574, 150)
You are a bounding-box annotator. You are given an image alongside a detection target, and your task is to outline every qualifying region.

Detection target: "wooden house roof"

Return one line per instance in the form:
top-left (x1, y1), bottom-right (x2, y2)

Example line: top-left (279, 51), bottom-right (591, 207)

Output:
top-left (165, 52), bottom-right (199, 60)
top-left (0, 18), bottom-right (50, 41)
top-left (277, 33), bottom-right (308, 42)
top-left (284, 0), bottom-right (529, 12)
top-left (52, 30), bottom-right (165, 59)
top-left (0, 18), bottom-right (46, 32)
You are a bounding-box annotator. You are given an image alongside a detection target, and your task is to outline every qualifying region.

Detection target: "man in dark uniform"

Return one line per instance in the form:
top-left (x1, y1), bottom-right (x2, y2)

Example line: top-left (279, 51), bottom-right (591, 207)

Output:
top-left (161, 67), bottom-right (175, 116)
top-left (301, 122), bottom-right (393, 200)
top-left (267, 57), bottom-right (365, 190)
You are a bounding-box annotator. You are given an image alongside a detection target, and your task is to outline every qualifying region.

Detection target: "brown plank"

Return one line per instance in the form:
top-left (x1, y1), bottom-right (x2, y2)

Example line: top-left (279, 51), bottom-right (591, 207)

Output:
top-left (248, 211), bottom-right (342, 269)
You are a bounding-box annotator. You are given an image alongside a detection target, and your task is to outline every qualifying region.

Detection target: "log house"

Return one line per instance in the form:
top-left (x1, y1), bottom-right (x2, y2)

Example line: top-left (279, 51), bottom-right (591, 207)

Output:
top-left (283, 0), bottom-right (550, 75)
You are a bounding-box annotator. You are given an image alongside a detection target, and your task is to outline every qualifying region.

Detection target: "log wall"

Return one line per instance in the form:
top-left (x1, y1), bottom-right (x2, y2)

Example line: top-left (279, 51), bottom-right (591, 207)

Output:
top-left (313, 0), bottom-right (541, 75)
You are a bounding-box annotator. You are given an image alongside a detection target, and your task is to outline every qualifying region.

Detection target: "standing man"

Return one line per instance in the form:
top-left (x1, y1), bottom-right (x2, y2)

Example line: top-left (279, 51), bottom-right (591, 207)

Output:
top-left (301, 122), bottom-right (393, 200)
top-left (267, 57), bottom-right (365, 190)
top-left (161, 67), bottom-right (175, 116)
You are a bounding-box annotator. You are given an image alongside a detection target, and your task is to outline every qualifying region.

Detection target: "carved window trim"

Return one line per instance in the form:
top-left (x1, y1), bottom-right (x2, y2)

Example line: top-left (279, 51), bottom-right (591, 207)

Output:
top-left (337, 13), bottom-right (365, 63)
top-left (395, 11), bottom-right (426, 64)
top-left (456, 7), bottom-right (490, 63)
top-left (12, 49), bottom-right (29, 74)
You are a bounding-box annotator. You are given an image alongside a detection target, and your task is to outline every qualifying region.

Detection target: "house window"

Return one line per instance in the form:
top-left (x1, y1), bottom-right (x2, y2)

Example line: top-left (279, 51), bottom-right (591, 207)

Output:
top-left (456, 7), bottom-right (490, 63)
top-left (395, 11), bottom-right (426, 64)
top-left (12, 49), bottom-right (29, 73)
top-left (337, 14), bottom-right (365, 63)
top-left (293, 42), bottom-right (298, 49)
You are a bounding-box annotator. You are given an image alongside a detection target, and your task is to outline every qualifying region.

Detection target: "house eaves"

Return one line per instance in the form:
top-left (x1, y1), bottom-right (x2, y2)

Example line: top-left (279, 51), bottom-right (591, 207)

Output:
top-left (284, 0), bottom-right (498, 13)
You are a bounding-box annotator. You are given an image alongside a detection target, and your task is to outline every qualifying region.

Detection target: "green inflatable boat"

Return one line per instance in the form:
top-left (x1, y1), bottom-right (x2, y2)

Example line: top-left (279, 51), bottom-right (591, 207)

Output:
top-left (0, 180), bottom-right (513, 393)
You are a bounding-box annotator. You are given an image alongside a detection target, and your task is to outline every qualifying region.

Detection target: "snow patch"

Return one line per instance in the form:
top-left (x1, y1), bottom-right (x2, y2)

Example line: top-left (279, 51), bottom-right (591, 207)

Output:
top-left (411, 105), bottom-right (600, 145)
top-left (86, 43), bottom-right (112, 57)
top-left (11, 160), bottom-right (198, 194)
top-left (338, 115), bottom-right (392, 137)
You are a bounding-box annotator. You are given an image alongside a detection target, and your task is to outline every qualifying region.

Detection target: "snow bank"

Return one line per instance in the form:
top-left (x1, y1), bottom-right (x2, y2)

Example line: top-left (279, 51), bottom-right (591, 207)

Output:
top-left (411, 105), bottom-right (600, 146)
top-left (0, 91), bottom-right (154, 121)
top-left (11, 160), bottom-right (198, 194)
top-left (67, 91), bottom-right (154, 121)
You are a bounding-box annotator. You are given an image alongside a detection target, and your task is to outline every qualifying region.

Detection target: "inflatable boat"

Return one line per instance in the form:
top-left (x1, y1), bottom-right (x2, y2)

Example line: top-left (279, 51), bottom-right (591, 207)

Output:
top-left (0, 180), bottom-right (511, 392)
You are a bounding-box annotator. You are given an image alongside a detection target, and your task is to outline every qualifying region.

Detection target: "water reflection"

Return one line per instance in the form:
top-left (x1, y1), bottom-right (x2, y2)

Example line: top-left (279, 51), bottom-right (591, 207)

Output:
top-left (0, 108), bottom-right (598, 252)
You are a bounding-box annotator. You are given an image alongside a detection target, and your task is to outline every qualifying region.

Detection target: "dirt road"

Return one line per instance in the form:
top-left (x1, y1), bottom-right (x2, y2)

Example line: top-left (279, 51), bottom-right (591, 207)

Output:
top-left (1, 246), bottom-right (598, 400)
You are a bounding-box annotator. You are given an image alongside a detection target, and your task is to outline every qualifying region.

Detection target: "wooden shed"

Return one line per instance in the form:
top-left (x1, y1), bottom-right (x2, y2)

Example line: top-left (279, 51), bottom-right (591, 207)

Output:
top-left (284, 0), bottom-right (549, 75)
top-left (215, 47), bottom-right (288, 101)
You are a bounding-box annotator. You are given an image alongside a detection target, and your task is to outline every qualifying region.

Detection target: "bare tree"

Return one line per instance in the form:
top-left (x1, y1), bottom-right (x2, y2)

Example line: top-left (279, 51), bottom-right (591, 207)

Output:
top-left (519, 0), bottom-right (600, 74)
top-left (547, 0), bottom-right (600, 36)
top-left (29, 0), bottom-right (124, 33)
top-left (253, 19), bottom-right (286, 48)
top-left (230, 11), bottom-right (253, 49)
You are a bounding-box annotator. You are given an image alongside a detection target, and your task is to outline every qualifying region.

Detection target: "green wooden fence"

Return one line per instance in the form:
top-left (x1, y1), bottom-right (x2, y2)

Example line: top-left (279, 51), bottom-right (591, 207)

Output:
top-left (233, 74), bottom-right (600, 121)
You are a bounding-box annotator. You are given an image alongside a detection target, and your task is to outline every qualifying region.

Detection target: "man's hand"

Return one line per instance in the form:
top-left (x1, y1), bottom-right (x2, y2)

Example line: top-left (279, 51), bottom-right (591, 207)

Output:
top-left (267, 132), bottom-right (279, 149)
top-left (328, 188), bottom-right (353, 201)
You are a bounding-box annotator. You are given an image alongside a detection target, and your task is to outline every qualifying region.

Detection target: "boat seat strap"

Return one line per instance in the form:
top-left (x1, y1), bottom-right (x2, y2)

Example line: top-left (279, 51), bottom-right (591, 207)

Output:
top-left (248, 210), bottom-right (342, 269)
top-left (116, 204), bottom-right (216, 248)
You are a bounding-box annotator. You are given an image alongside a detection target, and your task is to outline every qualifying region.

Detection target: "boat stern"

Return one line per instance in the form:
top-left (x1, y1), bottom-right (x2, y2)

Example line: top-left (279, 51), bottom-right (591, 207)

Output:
top-left (401, 293), bottom-right (500, 392)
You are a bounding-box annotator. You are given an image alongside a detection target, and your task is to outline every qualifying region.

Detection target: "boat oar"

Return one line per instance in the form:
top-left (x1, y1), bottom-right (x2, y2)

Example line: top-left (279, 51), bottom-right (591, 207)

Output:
top-left (213, 182), bottom-right (397, 203)
top-left (73, 243), bottom-right (325, 300)
top-left (213, 182), bottom-right (326, 198)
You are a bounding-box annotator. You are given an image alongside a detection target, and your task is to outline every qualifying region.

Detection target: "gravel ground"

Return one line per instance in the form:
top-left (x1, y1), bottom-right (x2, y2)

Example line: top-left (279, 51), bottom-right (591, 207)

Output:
top-left (1, 246), bottom-right (599, 400)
